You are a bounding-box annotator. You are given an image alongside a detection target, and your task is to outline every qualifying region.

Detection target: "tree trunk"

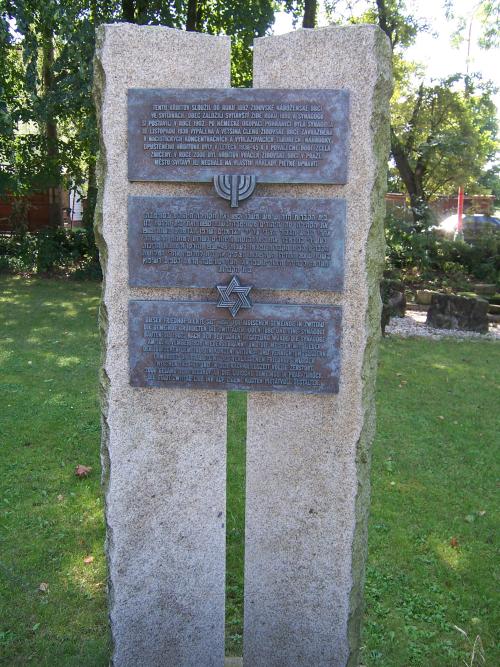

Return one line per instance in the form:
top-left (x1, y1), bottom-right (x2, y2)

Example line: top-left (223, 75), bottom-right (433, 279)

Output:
top-left (83, 159), bottom-right (97, 234)
top-left (390, 129), bottom-right (428, 226)
top-left (42, 28), bottom-right (62, 228)
top-left (195, 1), bottom-right (204, 31)
top-left (186, 0), bottom-right (198, 31)
top-left (376, 0), bottom-right (393, 47)
top-left (303, 0), bottom-right (317, 29)
top-left (136, 0), bottom-right (148, 24)
top-left (121, 0), bottom-right (135, 22)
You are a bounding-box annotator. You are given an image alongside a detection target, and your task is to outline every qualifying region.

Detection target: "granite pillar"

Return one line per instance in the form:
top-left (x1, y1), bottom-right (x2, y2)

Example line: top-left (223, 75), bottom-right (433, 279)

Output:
top-left (243, 26), bottom-right (392, 666)
top-left (94, 25), bottom-right (230, 666)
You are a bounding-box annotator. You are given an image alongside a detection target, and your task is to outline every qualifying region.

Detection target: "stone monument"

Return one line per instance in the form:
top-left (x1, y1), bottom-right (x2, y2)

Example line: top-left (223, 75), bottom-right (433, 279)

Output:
top-left (95, 22), bottom-right (391, 667)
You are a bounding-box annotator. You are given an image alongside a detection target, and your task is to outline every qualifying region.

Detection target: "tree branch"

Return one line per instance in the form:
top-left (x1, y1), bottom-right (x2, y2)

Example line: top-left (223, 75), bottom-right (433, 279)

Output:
top-left (405, 83), bottom-right (424, 152)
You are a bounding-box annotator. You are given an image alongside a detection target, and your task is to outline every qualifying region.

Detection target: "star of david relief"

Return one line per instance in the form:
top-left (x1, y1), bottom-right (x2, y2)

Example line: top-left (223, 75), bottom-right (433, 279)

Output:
top-left (216, 276), bottom-right (253, 318)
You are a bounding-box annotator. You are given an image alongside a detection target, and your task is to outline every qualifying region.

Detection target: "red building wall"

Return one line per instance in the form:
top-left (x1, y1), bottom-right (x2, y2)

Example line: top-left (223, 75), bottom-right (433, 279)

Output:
top-left (0, 192), bottom-right (51, 233)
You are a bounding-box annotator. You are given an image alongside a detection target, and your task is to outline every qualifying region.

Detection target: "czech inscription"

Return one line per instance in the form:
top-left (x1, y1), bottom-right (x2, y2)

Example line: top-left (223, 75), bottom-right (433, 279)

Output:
top-left (129, 301), bottom-right (341, 394)
top-left (128, 89), bottom-right (348, 183)
top-left (128, 196), bottom-right (345, 290)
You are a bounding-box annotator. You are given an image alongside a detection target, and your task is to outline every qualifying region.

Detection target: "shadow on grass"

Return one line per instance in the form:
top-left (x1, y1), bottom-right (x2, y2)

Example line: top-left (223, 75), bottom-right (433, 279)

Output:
top-left (363, 336), bottom-right (499, 666)
top-left (0, 276), bottom-right (109, 666)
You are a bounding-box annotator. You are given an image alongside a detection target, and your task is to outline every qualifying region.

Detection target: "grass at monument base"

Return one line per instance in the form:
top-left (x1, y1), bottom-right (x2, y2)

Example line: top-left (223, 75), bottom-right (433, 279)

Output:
top-left (0, 276), bottom-right (498, 666)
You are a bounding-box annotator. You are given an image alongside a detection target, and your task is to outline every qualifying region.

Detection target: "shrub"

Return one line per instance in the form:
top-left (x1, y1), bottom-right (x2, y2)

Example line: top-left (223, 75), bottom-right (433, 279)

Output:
top-left (0, 228), bottom-right (101, 279)
top-left (385, 213), bottom-right (500, 288)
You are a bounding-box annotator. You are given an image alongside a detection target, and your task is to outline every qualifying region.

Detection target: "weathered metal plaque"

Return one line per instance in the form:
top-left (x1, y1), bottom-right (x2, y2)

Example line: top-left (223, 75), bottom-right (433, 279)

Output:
top-left (129, 300), bottom-right (342, 394)
top-left (128, 195), bottom-right (345, 291)
top-left (128, 88), bottom-right (349, 183)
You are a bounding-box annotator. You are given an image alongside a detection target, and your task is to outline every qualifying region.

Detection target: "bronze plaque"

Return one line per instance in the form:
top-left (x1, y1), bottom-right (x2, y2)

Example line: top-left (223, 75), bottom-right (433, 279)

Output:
top-left (129, 300), bottom-right (342, 394)
top-left (128, 88), bottom-right (348, 183)
top-left (128, 195), bottom-right (345, 291)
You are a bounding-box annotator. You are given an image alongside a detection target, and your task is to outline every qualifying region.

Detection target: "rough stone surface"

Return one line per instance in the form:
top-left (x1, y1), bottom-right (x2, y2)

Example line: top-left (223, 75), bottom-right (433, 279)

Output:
top-left (94, 24), bottom-right (230, 666)
top-left (426, 294), bottom-right (489, 333)
top-left (244, 26), bottom-right (392, 667)
top-left (381, 280), bottom-right (406, 334)
top-left (416, 289), bottom-right (439, 305)
top-left (472, 283), bottom-right (497, 296)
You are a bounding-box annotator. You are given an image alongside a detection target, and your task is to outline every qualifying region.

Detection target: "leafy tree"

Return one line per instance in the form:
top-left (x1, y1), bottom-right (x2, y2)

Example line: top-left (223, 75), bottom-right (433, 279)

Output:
top-left (372, 0), bottom-right (498, 224)
top-left (321, 0), bottom-right (499, 225)
top-left (390, 74), bottom-right (498, 227)
top-left (0, 8), bottom-right (17, 194)
top-left (446, 0), bottom-right (500, 51)
top-left (0, 0), bottom-right (280, 233)
top-left (1, 0), bottom-right (108, 225)
top-left (324, 0), bottom-right (427, 48)
top-left (193, 1), bottom-right (277, 88)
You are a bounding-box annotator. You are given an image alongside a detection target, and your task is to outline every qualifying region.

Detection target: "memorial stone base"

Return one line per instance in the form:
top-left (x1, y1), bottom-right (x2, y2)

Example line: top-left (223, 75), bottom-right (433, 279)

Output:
top-left (95, 25), bottom-right (230, 667)
top-left (95, 22), bottom-right (391, 667)
top-left (244, 26), bottom-right (392, 667)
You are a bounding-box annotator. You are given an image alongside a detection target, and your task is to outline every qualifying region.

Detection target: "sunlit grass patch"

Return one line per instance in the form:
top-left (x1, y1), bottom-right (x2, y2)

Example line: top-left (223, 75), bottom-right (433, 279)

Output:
top-left (433, 538), bottom-right (468, 571)
top-left (364, 337), bottom-right (499, 666)
top-left (0, 277), bottom-right (498, 666)
top-left (0, 276), bottom-right (108, 666)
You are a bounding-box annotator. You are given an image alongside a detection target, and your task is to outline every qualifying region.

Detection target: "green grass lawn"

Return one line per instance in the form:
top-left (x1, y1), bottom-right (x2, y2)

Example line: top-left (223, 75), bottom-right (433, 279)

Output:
top-left (1, 276), bottom-right (498, 666)
top-left (0, 277), bottom-right (107, 665)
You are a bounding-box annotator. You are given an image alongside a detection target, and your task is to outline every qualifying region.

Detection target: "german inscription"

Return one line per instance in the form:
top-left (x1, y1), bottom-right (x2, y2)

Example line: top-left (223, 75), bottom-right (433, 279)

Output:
top-left (128, 196), bottom-right (345, 290)
top-left (129, 301), bottom-right (341, 393)
top-left (128, 89), bottom-right (348, 183)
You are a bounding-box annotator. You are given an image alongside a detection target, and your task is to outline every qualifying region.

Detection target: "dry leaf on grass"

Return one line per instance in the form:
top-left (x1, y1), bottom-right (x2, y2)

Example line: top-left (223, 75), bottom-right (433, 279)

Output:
top-left (75, 464), bottom-right (92, 478)
top-left (38, 582), bottom-right (49, 592)
top-left (83, 555), bottom-right (94, 564)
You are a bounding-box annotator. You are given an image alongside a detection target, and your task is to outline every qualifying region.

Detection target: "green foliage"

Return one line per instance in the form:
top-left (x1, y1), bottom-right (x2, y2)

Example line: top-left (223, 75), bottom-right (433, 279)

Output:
top-left (0, 233), bottom-right (38, 274)
top-left (0, 0), bottom-right (281, 199)
top-left (448, 0), bottom-right (500, 51)
top-left (1, 0), bottom-right (112, 196)
top-left (385, 213), bottom-right (437, 279)
top-left (391, 74), bottom-right (499, 202)
top-left (0, 229), bottom-right (101, 277)
top-left (325, 0), bottom-right (427, 50)
top-left (226, 391), bottom-right (247, 656)
top-left (363, 336), bottom-right (499, 665)
top-left (0, 277), bottom-right (108, 665)
top-left (193, 1), bottom-right (276, 87)
top-left (0, 11), bottom-right (22, 193)
top-left (385, 213), bottom-right (500, 286)
top-left (323, 1), bottom-right (499, 221)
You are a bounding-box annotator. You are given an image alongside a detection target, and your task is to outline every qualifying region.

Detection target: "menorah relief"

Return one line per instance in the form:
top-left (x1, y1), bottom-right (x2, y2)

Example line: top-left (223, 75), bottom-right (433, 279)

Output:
top-left (213, 174), bottom-right (257, 207)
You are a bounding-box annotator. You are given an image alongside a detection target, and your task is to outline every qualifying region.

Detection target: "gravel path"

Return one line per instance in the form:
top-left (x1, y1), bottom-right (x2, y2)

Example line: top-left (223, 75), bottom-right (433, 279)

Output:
top-left (386, 310), bottom-right (500, 341)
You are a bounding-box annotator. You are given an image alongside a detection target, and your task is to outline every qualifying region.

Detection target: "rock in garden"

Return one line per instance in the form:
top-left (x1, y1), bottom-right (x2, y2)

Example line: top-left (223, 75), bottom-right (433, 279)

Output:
top-left (381, 280), bottom-right (406, 335)
top-left (416, 289), bottom-right (438, 305)
top-left (427, 294), bottom-right (489, 333)
top-left (472, 283), bottom-right (497, 296)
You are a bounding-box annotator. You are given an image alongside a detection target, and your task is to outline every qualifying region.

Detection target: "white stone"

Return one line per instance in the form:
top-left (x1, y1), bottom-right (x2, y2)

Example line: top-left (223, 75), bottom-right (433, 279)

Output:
top-left (243, 25), bottom-right (392, 667)
top-left (94, 24), bottom-right (230, 666)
